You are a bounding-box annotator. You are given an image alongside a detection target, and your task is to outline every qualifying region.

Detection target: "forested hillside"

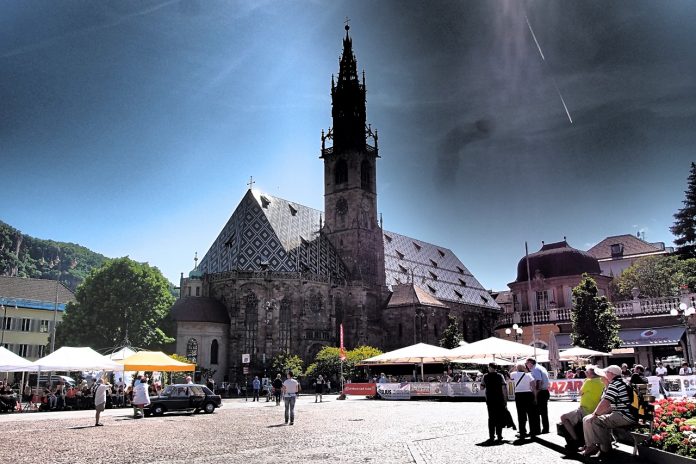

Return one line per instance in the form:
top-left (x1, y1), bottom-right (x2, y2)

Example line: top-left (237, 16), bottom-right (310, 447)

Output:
top-left (0, 220), bottom-right (108, 292)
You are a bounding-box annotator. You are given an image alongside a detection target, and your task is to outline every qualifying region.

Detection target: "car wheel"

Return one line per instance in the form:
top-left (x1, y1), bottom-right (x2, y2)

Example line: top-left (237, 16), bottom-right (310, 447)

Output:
top-left (203, 402), bottom-right (215, 414)
top-left (153, 405), bottom-right (165, 416)
top-left (144, 411), bottom-right (152, 417)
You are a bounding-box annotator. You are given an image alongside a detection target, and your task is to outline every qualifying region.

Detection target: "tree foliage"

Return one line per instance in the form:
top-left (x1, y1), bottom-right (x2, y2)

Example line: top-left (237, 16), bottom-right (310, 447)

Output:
top-left (305, 345), bottom-right (382, 382)
top-left (571, 274), bottom-right (621, 352)
top-left (270, 353), bottom-right (304, 377)
top-left (611, 255), bottom-right (696, 300)
top-left (672, 162), bottom-right (696, 259)
top-left (55, 257), bottom-right (175, 351)
top-left (439, 314), bottom-right (463, 349)
top-left (0, 220), bottom-right (107, 292)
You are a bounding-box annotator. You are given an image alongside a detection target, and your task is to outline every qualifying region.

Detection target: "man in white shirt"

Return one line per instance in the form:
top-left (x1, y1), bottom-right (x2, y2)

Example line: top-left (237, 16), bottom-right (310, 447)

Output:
top-left (510, 364), bottom-right (534, 439)
top-left (94, 378), bottom-right (111, 427)
top-left (282, 371), bottom-right (301, 425)
top-left (655, 362), bottom-right (667, 377)
top-left (679, 362), bottom-right (692, 376)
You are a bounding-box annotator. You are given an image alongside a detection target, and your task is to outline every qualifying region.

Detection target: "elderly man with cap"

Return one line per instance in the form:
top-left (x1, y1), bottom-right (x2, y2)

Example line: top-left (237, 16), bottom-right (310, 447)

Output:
top-left (94, 378), bottom-right (111, 426)
top-left (560, 365), bottom-right (606, 448)
top-left (581, 365), bottom-right (637, 457)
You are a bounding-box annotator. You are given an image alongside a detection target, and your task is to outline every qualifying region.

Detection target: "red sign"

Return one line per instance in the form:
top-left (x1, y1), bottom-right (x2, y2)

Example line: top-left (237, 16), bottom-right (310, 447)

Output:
top-left (343, 383), bottom-right (376, 396)
top-left (339, 323), bottom-right (346, 361)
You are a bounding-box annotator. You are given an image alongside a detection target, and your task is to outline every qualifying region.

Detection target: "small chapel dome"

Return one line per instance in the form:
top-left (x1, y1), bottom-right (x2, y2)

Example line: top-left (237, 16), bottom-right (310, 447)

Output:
top-left (188, 268), bottom-right (203, 279)
top-left (515, 240), bottom-right (600, 283)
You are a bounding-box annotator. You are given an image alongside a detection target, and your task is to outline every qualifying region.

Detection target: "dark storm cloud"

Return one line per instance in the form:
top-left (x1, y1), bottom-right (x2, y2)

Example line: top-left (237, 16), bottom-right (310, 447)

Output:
top-left (437, 118), bottom-right (495, 185)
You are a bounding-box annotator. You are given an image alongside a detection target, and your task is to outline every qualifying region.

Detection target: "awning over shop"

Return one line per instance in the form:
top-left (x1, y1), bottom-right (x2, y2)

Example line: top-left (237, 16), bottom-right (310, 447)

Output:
top-left (619, 326), bottom-right (685, 347)
top-left (555, 327), bottom-right (684, 350)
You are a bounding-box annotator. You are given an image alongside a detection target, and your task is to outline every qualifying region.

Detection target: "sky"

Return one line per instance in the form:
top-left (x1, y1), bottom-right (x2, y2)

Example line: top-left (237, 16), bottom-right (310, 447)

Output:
top-left (2, 0), bottom-right (696, 291)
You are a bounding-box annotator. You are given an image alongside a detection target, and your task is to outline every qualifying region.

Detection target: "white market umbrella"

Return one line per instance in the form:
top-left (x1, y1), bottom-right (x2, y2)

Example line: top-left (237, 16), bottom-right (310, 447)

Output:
top-left (361, 343), bottom-right (453, 380)
top-left (108, 346), bottom-right (138, 361)
top-left (32, 347), bottom-right (122, 372)
top-left (449, 336), bottom-right (548, 361)
top-left (561, 346), bottom-right (612, 359)
top-left (548, 332), bottom-right (561, 373)
top-left (0, 346), bottom-right (37, 372)
top-left (451, 356), bottom-right (514, 366)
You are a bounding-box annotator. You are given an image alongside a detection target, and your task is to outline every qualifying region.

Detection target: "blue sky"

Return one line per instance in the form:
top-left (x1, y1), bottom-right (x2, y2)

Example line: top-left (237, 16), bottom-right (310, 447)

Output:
top-left (2, 0), bottom-right (695, 291)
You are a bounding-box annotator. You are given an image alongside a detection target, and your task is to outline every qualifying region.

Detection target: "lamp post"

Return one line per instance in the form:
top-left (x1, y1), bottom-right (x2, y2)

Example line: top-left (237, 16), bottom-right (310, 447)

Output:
top-left (505, 323), bottom-right (524, 343)
top-left (671, 302), bottom-right (696, 364)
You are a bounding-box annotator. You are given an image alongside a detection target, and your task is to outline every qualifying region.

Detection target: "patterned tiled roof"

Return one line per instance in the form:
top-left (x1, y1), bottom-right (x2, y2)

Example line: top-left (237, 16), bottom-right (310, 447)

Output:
top-left (199, 190), bottom-right (347, 278)
top-left (586, 234), bottom-right (666, 260)
top-left (383, 231), bottom-right (499, 310)
top-left (198, 190), bottom-right (499, 311)
top-left (387, 284), bottom-right (448, 308)
top-left (0, 276), bottom-right (75, 305)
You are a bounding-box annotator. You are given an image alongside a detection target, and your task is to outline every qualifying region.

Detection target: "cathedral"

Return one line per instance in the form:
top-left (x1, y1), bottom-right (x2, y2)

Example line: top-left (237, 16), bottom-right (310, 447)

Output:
top-left (171, 26), bottom-right (500, 384)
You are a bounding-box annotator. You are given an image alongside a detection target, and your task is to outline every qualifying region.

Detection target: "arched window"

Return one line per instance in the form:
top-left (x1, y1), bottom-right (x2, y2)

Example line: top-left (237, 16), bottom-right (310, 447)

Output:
top-left (210, 339), bottom-right (219, 365)
top-left (186, 338), bottom-right (198, 364)
top-left (334, 159), bottom-right (348, 184)
top-left (360, 160), bottom-right (371, 190)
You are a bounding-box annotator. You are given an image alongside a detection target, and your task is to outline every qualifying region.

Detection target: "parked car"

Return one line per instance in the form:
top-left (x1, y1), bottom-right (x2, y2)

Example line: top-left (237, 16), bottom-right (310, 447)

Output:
top-left (144, 384), bottom-right (222, 416)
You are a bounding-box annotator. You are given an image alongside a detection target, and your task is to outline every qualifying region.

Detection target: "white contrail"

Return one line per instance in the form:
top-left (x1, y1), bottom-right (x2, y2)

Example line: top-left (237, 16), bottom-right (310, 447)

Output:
top-left (525, 14), bottom-right (573, 124)
top-left (525, 15), bottom-right (545, 61)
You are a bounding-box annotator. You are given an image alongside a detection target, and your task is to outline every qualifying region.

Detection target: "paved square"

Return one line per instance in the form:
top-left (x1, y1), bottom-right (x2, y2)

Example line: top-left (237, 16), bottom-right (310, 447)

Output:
top-left (1, 396), bottom-right (647, 463)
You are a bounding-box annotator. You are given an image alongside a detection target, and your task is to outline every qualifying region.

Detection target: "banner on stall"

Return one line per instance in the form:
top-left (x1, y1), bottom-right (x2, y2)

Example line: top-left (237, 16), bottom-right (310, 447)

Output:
top-left (548, 379), bottom-right (585, 400)
top-left (376, 383), bottom-right (412, 400)
top-left (343, 383), bottom-right (376, 396)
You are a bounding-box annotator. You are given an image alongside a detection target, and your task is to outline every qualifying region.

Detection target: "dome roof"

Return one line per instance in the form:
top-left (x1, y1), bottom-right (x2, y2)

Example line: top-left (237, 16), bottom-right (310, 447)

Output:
top-left (188, 268), bottom-right (203, 279)
top-left (515, 240), bottom-right (600, 283)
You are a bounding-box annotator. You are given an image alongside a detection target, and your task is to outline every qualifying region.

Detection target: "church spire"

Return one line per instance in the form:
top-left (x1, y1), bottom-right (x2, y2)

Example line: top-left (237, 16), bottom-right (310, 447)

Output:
top-left (331, 23), bottom-right (367, 154)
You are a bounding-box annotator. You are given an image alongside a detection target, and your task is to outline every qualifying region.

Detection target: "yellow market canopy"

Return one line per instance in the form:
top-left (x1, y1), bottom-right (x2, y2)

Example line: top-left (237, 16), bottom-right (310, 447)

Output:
top-left (117, 351), bottom-right (195, 372)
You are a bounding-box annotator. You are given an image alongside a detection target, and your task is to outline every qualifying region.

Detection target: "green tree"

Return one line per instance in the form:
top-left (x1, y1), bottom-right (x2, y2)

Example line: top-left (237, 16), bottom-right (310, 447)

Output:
top-left (611, 255), bottom-right (696, 300)
top-left (439, 314), bottom-right (463, 349)
top-left (571, 274), bottom-right (621, 352)
top-left (55, 257), bottom-right (175, 351)
top-left (270, 353), bottom-right (304, 377)
top-left (306, 345), bottom-right (382, 383)
top-left (672, 162), bottom-right (696, 259)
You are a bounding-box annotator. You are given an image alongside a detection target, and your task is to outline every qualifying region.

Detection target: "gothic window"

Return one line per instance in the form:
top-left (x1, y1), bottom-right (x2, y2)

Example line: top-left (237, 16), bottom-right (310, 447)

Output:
top-left (279, 297), bottom-right (291, 354)
top-left (310, 292), bottom-right (323, 313)
top-left (244, 292), bottom-right (258, 359)
top-left (334, 159), bottom-right (348, 184)
top-left (334, 297), bottom-right (343, 343)
top-left (360, 160), bottom-right (371, 190)
top-left (210, 339), bottom-right (219, 365)
top-left (186, 338), bottom-right (199, 364)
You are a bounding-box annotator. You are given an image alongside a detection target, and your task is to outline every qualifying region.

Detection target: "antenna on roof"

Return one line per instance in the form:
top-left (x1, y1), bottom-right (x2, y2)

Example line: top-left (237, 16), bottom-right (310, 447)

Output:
top-left (563, 236), bottom-right (567, 241)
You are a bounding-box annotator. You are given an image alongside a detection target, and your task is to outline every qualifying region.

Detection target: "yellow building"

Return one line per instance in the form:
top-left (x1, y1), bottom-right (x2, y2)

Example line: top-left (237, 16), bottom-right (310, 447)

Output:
top-left (0, 276), bottom-right (75, 360)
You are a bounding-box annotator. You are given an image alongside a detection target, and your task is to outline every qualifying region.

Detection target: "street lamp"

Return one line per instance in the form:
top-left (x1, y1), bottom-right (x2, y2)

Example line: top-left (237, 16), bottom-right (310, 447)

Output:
top-left (671, 303), bottom-right (695, 364)
top-left (505, 323), bottom-right (524, 342)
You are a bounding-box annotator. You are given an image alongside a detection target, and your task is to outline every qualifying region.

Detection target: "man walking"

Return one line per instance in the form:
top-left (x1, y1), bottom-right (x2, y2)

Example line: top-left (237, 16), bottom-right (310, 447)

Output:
top-left (94, 378), bottom-right (110, 426)
top-left (282, 371), bottom-right (301, 425)
top-left (526, 357), bottom-right (550, 435)
top-left (272, 374), bottom-right (283, 406)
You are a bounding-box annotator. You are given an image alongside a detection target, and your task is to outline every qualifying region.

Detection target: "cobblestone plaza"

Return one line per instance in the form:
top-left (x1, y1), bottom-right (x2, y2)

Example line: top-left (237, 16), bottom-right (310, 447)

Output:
top-left (2, 396), bottom-right (646, 463)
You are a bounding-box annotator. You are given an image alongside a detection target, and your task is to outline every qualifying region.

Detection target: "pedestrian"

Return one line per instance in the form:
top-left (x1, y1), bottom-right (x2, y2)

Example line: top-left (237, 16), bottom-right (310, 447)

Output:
top-left (252, 376), bottom-right (261, 402)
top-left (680, 362), bottom-right (692, 376)
top-left (282, 370), bottom-right (301, 425)
top-left (526, 357), bottom-right (550, 435)
top-left (510, 363), bottom-right (534, 440)
top-left (581, 365), bottom-right (637, 457)
top-left (185, 375), bottom-right (193, 385)
top-left (314, 375), bottom-right (326, 403)
top-left (480, 362), bottom-right (507, 443)
top-left (272, 374), bottom-right (283, 406)
top-left (560, 365), bottom-right (606, 448)
top-left (132, 375), bottom-right (150, 419)
top-left (630, 364), bottom-right (648, 386)
top-left (94, 378), bottom-right (111, 426)
top-left (378, 373), bottom-right (388, 384)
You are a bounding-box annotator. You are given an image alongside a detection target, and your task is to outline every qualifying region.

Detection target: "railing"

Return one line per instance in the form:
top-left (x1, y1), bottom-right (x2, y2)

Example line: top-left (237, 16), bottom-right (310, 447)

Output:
top-left (495, 293), bottom-right (696, 328)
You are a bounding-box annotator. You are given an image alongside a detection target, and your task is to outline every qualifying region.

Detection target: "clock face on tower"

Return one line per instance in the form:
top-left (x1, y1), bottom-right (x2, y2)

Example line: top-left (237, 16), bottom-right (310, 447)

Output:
top-left (336, 197), bottom-right (348, 216)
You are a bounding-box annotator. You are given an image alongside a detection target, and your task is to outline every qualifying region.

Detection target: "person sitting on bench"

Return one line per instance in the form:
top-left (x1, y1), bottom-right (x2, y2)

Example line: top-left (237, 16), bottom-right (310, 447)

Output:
top-left (560, 365), bottom-right (606, 447)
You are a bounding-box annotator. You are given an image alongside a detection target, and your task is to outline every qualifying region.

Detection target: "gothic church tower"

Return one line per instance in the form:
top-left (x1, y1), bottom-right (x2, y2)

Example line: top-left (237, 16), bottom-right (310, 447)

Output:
top-left (322, 25), bottom-right (385, 288)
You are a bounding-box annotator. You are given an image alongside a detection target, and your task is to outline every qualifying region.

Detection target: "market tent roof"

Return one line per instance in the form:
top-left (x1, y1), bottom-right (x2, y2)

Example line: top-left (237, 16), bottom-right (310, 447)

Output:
top-left (561, 346), bottom-right (612, 358)
top-left (448, 337), bottom-right (548, 360)
top-left (117, 351), bottom-right (195, 371)
top-left (32, 347), bottom-right (122, 371)
top-left (0, 346), bottom-right (37, 372)
top-left (361, 343), bottom-right (453, 364)
top-left (451, 357), bottom-right (514, 366)
top-left (108, 347), bottom-right (138, 361)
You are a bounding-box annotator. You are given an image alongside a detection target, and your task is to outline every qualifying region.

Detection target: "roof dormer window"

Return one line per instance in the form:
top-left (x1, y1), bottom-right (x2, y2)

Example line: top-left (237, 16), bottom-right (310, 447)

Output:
top-left (610, 243), bottom-right (624, 258)
top-left (430, 259), bottom-right (438, 268)
top-left (437, 249), bottom-right (445, 257)
top-left (396, 250), bottom-right (404, 260)
top-left (427, 285), bottom-right (436, 294)
top-left (457, 266), bottom-right (465, 274)
top-left (288, 204), bottom-right (298, 216)
top-left (384, 233), bottom-right (392, 242)
top-left (413, 242), bottom-right (421, 252)
top-left (429, 271), bottom-right (438, 280)
top-left (399, 264), bottom-right (408, 274)
top-left (260, 195), bottom-right (271, 208)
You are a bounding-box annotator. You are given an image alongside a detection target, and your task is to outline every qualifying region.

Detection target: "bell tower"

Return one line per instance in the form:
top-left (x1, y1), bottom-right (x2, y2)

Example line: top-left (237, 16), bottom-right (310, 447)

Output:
top-left (321, 25), bottom-right (385, 287)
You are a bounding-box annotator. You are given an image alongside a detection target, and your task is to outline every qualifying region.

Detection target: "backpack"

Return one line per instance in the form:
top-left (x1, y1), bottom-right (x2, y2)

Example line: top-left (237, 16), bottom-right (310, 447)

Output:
top-left (625, 380), bottom-right (646, 419)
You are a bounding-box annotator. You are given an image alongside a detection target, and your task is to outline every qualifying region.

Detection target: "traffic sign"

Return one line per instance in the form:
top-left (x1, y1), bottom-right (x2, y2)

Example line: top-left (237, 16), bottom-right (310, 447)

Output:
top-left (243, 367), bottom-right (249, 374)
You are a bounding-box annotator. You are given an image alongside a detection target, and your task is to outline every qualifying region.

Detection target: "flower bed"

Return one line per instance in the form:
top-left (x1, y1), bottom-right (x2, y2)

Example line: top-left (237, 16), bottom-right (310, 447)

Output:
top-left (644, 398), bottom-right (696, 459)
